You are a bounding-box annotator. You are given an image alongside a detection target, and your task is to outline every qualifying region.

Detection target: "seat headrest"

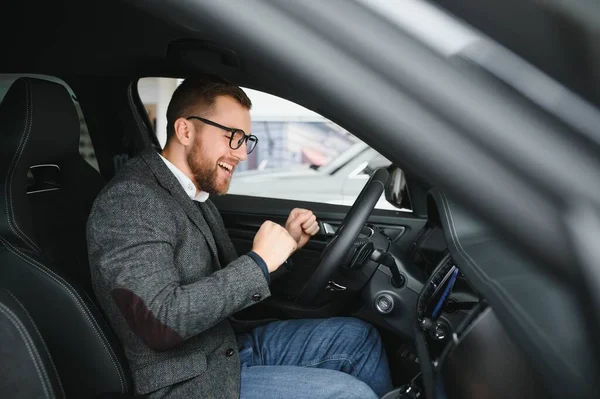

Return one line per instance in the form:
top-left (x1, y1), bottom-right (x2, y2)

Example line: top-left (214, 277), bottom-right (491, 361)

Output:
top-left (0, 77), bottom-right (80, 245)
top-left (0, 77), bottom-right (80, 166)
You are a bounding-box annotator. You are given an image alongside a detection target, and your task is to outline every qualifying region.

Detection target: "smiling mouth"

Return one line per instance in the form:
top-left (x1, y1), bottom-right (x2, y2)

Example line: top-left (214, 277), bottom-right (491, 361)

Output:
top-left (218, 161), bottom-right (234, 175)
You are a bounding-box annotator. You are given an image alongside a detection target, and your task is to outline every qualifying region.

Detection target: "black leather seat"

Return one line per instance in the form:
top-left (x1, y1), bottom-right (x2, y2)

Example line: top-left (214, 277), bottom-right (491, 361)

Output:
top-left (0, 288), bottom-right (65, 399)
top-left (0, 77), bottom-right (134, 397)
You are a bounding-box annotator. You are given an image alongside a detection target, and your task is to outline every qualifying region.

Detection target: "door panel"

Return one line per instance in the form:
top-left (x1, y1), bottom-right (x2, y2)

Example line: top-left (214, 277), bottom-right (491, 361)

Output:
top-left (213, 195), bottom-right (427, 292)
top-left (214, 194), bottom-right (427, 323)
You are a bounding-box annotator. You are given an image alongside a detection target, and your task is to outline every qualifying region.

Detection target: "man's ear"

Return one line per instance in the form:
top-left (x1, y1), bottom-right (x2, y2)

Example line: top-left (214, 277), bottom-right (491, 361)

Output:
top-left (173, 118), bottom-right (193, 146)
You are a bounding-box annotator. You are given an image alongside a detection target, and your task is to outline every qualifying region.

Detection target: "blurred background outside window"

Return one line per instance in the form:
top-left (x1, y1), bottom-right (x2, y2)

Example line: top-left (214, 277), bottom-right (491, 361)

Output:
top-left (138, 78), bottom-right (405, 211)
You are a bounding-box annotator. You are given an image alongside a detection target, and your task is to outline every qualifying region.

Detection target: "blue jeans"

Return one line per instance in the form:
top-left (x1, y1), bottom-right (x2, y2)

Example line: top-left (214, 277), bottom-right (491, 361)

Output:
top-left (236, 317), bottom-right (393, 399)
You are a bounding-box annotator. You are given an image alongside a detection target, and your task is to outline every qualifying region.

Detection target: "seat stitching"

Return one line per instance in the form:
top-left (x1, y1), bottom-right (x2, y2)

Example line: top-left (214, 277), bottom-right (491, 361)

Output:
top-left (436, 190), bottom-right (583, 381)
top-left (0, 79), bottom-right (125, 391)
top-left (3, 80), bottom-right (30, 245)
top-left (0, 237), bottom-right (127, 392)
top-left (6, 80), bottom-right (38, 250)
top-left (0, 236), bottom-right (127, 392)
top-left (5, 79), bottom-right (40, 251)
top-left (7, 291), bottom-right (66, 398)
top-left (0, 302), bottom-right (54, 398)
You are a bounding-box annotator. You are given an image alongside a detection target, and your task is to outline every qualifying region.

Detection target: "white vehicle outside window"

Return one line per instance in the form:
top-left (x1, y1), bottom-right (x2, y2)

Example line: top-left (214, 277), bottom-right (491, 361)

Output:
top-left (138, 79), bottom-right (409, 211)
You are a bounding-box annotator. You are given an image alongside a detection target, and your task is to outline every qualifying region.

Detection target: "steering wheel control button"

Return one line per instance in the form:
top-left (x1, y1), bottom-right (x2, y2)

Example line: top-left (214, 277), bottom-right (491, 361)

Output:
top-left (225, 348), bottom-right (235, 357)
top-left (375, 293), bottom-right (394, 314)
top-left (251, 293), bottom-right (262, 302)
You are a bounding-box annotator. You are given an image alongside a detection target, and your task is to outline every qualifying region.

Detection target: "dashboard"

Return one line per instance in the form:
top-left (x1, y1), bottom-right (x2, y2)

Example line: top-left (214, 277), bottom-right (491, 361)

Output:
top-left (426, 188), bottom-right (596, 398)
top-left (364, 188), bottom-right (595, 398)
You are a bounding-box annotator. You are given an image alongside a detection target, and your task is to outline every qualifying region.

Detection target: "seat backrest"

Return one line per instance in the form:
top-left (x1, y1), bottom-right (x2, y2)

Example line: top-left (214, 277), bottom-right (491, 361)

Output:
top-left (0, 77), bottom-right (133, 397)
top-left (0, 288), bottom-right (65, 399)
top-left (0, 76), bottom-right (106, 293)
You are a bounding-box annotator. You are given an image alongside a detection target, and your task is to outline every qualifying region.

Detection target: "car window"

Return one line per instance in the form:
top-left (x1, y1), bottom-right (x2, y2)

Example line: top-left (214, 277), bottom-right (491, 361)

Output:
top-left (137, 77), bottom-right (406, 211)
top-left (0, 74), bottom-right (99, 171)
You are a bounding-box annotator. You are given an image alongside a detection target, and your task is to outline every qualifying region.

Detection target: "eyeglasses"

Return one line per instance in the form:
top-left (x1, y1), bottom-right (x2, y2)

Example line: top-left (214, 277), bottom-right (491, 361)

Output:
top-left (186, 116), bottom-right (258, 154)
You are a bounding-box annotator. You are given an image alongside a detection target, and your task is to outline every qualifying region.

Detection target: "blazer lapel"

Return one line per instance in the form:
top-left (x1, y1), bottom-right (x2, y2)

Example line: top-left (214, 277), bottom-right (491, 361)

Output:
top-left (140, 150), bottom-right (219, 259)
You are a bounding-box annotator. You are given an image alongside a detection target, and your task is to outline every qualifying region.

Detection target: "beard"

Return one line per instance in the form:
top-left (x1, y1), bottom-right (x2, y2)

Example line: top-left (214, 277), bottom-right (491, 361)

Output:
top-left (187, 139), bottom-right (230, 195)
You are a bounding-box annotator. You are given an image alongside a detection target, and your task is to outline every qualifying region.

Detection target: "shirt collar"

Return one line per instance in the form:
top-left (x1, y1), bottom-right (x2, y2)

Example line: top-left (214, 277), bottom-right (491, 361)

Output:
top-left (159, 154), bottom-right (209, 202)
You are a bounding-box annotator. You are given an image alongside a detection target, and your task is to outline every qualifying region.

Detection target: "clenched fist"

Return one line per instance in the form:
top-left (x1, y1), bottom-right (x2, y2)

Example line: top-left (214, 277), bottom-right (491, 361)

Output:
top-left (285, 208), bottom-right (320, 250)
top-left (252, 221), bottom-right (298, 272)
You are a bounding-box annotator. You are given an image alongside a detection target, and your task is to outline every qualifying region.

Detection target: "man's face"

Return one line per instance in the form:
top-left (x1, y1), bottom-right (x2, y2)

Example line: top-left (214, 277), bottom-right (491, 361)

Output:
top-left (186, 95), bottom-right (251, 195)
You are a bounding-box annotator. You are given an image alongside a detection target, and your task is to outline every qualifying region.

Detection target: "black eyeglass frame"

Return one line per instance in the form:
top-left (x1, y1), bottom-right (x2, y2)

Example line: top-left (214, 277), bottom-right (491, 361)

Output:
top-left (186, 116), bottom-right (258, 154)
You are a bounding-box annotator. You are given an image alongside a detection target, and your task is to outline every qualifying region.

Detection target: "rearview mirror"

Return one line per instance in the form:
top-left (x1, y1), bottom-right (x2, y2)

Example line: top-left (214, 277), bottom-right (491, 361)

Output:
top-left (385, 166), bottom-right (410, 210)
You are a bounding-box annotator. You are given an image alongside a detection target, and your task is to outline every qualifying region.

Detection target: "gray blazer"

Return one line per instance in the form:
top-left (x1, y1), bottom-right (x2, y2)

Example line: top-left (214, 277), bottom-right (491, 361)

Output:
top-left (87, 149), bottom-right (271, 398)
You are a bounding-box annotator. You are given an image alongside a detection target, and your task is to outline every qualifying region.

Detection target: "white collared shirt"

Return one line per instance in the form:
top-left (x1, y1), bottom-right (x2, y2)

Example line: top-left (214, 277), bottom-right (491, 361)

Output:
top-left (159, 154), bottom-right (209, 202)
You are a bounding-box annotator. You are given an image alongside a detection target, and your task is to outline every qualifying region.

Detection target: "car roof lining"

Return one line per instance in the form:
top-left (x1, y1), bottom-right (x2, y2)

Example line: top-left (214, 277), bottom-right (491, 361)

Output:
top-left (3, 0), bottom-right (599, 107)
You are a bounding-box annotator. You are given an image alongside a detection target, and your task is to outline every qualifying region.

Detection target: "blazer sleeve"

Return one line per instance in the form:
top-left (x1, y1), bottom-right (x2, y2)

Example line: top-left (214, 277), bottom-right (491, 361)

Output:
top-left (87, 181), bottom-right (270, 351)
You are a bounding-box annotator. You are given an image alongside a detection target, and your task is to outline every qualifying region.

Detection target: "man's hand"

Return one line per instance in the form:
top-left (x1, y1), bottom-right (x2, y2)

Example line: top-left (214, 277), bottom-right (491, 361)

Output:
top-left (285, 208), bottom-right (320, 250)
top-left (252, 221), bottom-right (298, 273)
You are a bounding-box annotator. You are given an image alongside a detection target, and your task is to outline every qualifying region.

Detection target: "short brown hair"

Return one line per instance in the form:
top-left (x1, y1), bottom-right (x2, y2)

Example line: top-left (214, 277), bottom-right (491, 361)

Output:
top-left (165, 74), bottom-right (252, 142)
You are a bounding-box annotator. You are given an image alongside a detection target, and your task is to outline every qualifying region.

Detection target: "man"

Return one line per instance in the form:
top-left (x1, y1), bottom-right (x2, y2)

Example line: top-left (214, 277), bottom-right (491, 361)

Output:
top-left (87, 74), bottom-right (392, 398)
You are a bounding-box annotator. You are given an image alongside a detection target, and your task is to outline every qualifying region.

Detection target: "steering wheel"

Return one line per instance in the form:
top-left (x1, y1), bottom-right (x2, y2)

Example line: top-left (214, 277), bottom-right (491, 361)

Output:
top-left (296, 168), bottom-right (390, 305)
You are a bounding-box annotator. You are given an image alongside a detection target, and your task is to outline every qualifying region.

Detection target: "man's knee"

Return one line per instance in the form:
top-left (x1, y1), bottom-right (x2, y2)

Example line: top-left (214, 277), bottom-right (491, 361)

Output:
top-left (347, 317), bottom-right (376, 332)
top-left (329, 373), bottom-right (379, 399)
top-left (340, 317), bottom-right (382, 345)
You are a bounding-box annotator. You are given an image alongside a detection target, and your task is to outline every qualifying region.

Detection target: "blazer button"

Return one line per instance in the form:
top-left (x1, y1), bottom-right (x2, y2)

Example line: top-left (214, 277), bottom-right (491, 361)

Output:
top-left (225, 348), bottom-right (234, 357)
top-left (251, 293), bottom-right (262, 302)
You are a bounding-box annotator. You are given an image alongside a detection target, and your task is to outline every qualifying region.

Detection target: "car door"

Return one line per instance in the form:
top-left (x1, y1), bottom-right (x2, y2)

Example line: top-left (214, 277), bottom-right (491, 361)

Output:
top-left (211, 194), bottom-right (426, 299)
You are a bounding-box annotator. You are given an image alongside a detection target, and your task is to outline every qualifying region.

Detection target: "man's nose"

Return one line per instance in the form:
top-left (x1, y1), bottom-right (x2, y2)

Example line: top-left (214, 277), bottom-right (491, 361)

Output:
top-left (233, 142), bottom-right (248, 161)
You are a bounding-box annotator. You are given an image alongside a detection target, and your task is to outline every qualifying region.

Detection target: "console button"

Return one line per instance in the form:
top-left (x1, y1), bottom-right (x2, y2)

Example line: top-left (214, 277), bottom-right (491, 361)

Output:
top-left (375, 294), bottom-right (394, 314)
